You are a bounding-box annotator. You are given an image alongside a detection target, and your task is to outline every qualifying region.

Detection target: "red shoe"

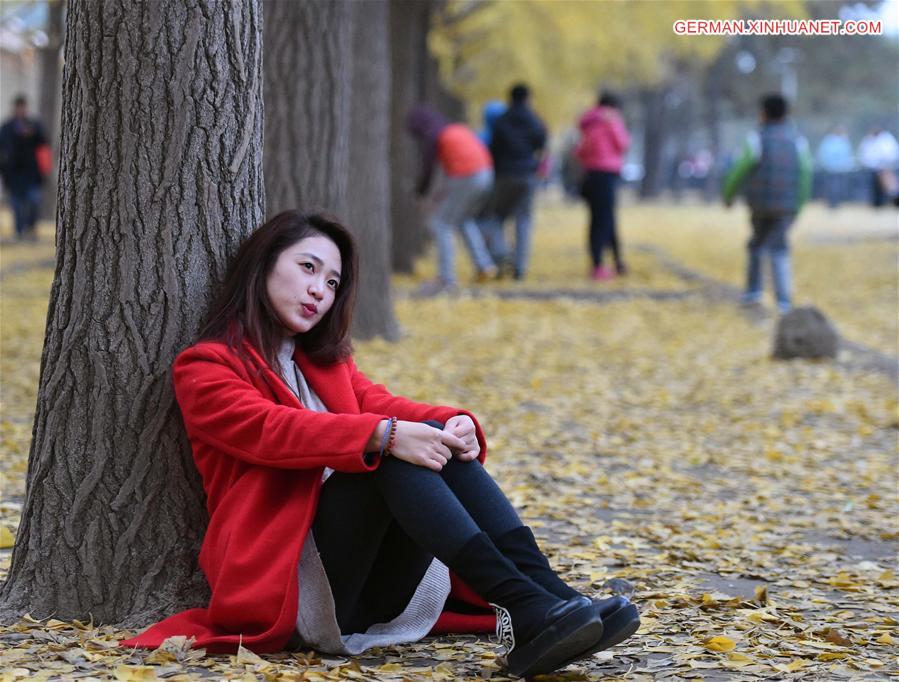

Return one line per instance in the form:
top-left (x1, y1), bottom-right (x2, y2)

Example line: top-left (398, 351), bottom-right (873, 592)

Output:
top-left (591, 265), bottom-right (615, 281)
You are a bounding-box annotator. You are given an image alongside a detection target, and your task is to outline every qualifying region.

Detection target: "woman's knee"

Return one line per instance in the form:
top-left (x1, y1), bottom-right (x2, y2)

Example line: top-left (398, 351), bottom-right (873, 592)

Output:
top-left (377, 453), bottom-right (440, 483)
top-left (440, 455), bottom-right (484, 482)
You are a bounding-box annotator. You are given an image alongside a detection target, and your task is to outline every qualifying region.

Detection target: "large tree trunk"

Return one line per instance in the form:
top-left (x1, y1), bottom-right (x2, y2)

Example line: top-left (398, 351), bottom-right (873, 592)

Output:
top-left (389, 0), bottom-right (431, 274)
top-left (348, 0), bottom-right (399, 340)
top-left (263, 0), bottom-right (352, 216)
top-left (0, 0), bottom-right (264, 625)
top-left (37, 0), bottom-right (65, 222)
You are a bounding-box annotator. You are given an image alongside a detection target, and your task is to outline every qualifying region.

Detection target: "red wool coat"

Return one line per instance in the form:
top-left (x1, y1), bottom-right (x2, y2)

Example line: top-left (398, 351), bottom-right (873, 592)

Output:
top-left (122, 341), bottom-right (495, 653)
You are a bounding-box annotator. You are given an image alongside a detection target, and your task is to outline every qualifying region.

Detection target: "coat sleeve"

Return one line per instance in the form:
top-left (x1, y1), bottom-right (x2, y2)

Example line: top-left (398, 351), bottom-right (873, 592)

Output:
top-left (722, 133), bottom-right (760, 204)
top-left (608, 114), bottom-right (630, 154)
top-left (347, 357), bottom-right (488, 462)
top-left (173, 345), bottom-right (385, 471)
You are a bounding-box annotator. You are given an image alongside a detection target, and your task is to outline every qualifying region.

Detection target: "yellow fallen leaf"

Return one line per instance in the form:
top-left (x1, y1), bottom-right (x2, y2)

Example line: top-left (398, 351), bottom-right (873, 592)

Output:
top-left (828, 571), bottom-right (863, 591)
top-left (875, 632), bottom-right (893, 645)
top-left (0, 526), bottom-right (14, 549)
top-left (754, 585), bottom-right (768, 604)
top-left (377, 663), bottom-right (405, 673)
top-left (114, 666), bottom-right (157, 682)
top-left (144, 649), bottom-right (177, 665)
top-left (818, 652), bottom-right (849, 661)
top-left (776, 660), bottom-right (807, 672)
top-left (876, 570), bottom-right (899, 588)
top-left (745, 610), bottom-right (778, 624)
top-left (234, 644), bottom-right (272, 670)
top-left (727, 652), bottom-right (753, 663)
top-left (703, 635), bottom-right (736, 652)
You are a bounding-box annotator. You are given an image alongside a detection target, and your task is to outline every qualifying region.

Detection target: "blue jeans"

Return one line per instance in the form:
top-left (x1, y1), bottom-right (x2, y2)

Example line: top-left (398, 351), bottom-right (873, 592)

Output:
top-left (746, 212), bottom-right (794, 308)
top-left (822, 172), bottom-right (846, 208)
top-left (478, 175), bottom-right (537, 277)
top-left (430, 169), bottom-right (495, 284)
top-left (9, 185), bottom-right (42, 237)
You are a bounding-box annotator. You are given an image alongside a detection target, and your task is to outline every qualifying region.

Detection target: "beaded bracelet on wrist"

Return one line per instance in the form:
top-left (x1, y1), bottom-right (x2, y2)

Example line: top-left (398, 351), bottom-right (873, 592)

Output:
top-left (378, 417), bottom-right (395, 459)
top-left (386, 417), bottom-right (398, 455)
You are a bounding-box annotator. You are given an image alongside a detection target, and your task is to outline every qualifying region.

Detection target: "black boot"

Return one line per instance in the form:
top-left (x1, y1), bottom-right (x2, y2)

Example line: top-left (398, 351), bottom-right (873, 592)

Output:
top-left (495, 526), bottom-right (641, 658)
top-left (449, 532), bottom-right (604, 678)
top-left (494, 526), bottom-right (582, 601)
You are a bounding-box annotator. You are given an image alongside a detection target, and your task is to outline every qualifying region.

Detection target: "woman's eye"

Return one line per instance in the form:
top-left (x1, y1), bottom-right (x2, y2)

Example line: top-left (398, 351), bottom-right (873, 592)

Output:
top-left (302, 262), bottom-right (314, 271)
top-left (328, 280), bottom-right (339, 289)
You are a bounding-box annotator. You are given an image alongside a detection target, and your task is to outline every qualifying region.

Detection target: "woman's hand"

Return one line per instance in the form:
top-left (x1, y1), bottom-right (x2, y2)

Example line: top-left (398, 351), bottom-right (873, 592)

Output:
top-left (390, 421), bottom-right (466, 471)
top-left (444, 414), bottom-right (480, 462)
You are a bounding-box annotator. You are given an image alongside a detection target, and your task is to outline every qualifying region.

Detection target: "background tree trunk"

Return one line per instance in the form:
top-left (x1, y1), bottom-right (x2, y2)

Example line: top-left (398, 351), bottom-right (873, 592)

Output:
top-left (348, 0), bottom-right (399, 340)
top-left (0, 0), bottom-right (264, 625)
top-left (703, 57), bottom-right (724, 202)
top-left (263, 0), bottom-right (352, 216)
top-left (37, 0), bottom-right (65, 222)
top-left (389, 0), bottom-right (431, 274)
top-left (639, 85), bottom-right (670, 199)
top-left (264, 0), bottom-right (397, 340)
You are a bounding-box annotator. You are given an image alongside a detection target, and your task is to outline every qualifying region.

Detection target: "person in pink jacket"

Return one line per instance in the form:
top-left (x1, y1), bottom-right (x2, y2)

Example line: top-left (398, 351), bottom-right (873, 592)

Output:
top-left (576, 92), bottom-right (631, 280)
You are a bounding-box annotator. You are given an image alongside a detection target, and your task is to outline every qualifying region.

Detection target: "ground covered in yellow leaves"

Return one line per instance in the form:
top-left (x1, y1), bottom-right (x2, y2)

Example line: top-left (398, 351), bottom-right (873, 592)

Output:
top-left (1, 198), bottom-right (897, 680)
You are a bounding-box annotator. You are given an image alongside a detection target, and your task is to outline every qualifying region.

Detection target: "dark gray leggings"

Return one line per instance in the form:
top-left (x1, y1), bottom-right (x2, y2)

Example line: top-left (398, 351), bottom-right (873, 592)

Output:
top-left (312, 423), bottom-right (522, 633)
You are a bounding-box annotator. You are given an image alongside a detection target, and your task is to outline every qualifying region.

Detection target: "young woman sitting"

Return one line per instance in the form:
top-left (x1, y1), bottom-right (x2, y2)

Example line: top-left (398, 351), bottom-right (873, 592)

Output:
top-left (122, 210), bottom-right (640, 677)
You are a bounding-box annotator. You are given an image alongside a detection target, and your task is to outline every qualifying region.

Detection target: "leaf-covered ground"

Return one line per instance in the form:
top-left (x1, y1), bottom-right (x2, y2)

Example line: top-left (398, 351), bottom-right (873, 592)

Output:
top-left (1, 198), bottom-right (897, 680)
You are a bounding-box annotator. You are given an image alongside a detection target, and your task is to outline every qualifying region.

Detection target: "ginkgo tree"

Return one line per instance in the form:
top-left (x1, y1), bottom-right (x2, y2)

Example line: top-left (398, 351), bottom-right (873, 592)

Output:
top-left (430, 0), bottom-right (805, 128)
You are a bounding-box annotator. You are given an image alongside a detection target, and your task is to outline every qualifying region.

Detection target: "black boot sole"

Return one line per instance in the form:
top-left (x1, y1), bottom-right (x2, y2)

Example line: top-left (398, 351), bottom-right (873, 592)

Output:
top-left (555, 602), bottom-right (641, 670)
top-left (506, 602), bottom-right (604, 678)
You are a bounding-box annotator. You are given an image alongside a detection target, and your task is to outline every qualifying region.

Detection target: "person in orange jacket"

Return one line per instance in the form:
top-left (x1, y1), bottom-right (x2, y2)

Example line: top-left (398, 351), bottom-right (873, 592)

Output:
top-left (122, 210), bottom-right (639, 677)
top-left (407, 105), bottom-right (497, 292)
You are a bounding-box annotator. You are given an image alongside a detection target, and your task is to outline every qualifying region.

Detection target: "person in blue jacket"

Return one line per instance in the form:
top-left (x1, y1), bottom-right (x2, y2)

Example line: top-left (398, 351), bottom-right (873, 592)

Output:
top-left (816, 126), bottom-right (854, 208)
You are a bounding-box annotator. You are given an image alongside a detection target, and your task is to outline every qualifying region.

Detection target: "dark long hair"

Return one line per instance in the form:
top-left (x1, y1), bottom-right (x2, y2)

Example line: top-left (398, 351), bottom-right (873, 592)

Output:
top-left (198, 210), bottom-right (358, 370)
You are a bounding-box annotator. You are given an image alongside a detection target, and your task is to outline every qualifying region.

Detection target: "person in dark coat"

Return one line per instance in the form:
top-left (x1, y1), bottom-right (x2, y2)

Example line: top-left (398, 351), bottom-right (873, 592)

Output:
top-left (0, 95), bottom-right (48, 240)
top-left (479, 83), bottom-right (547, 280)
top-left (122, 210), bottom-right (640, 677)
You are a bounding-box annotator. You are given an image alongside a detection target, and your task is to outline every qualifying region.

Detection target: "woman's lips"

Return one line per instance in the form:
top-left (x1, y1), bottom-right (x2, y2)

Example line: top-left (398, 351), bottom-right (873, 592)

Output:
top-left (301, 303), bottom-right (318, 318)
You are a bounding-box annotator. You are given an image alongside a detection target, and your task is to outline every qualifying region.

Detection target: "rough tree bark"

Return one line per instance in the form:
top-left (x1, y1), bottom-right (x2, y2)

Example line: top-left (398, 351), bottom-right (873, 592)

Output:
top-left (389, 0), bottom-right (432, 274)
top-left (348, 0), bottom-right (399, 340)
top-left (264, 0), bottom-right (397, 340)
top-left (37, 0), bottom-right (65, 221)
top-left (0, 0), bottom-right (264, 625)
top-left (263, 0), bottom-right (352, 216)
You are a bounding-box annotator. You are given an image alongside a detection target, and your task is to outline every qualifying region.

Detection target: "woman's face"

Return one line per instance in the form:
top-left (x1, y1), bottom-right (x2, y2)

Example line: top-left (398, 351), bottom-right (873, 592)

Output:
top-left (266, 235), bottom-right (342, 336)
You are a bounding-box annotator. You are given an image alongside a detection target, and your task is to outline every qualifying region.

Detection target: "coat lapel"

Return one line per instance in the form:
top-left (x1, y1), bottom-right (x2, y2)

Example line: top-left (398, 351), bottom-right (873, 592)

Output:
top-left (239, 340), bottom-right (359, 414)
top-left (241, 341), bottom-right (304, 409)
top-left (294, 349), bottom-right (359, 414)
